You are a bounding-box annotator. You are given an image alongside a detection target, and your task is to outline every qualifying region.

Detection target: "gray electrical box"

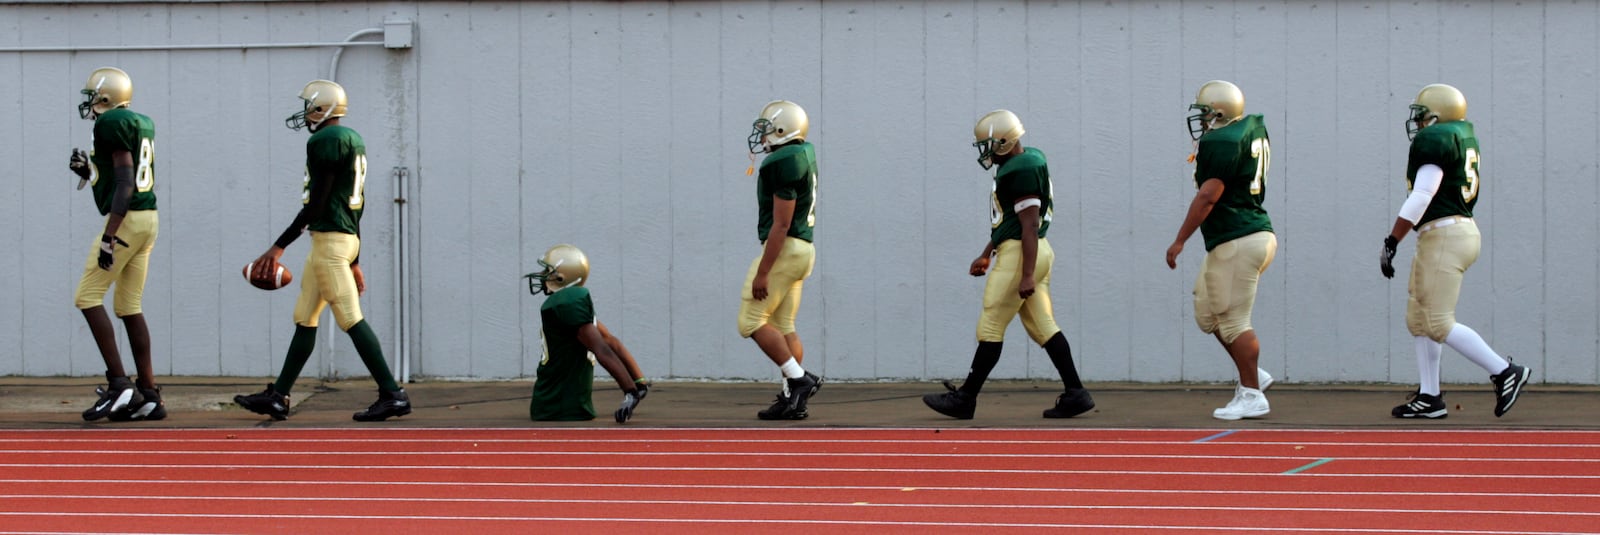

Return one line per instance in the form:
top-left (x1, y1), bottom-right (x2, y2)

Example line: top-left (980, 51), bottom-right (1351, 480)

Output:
top-left (384, 18), bottom-right (414, 49)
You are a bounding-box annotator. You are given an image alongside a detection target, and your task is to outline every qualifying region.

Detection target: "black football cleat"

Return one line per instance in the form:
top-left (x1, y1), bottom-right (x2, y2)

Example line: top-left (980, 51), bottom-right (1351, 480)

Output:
top-left (234, 384), bottom-right (291, 421)
top-left (923, 381), bottom-right (977, 419)
top-left (112, 386), bottom-right (166, 422)
top-left (1490, 360), bottom-right (1531, 417)
top-left (353, 388), bottom-right (411, 422)
top-left (83, 376), bottom-right (142, 422)
top-left (785, 372), bottom-right (821, 416)
top-left (757, 393), bottom-right (805, 420)
top-left (1392, 390), bottom-right (1448, 419)
top-left (1043, 388), bottom-right (1095, 419)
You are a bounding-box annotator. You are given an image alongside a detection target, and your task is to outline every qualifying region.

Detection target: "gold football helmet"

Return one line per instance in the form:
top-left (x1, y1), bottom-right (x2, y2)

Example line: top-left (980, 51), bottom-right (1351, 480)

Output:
top-left (286, 80), bottom-right (348, 132)
top-left (973, 109), bottom-right (1025, 170)
top-left (78, 67), bottom-right (132, 120)
top-left (1187, 80), bottom-right (1245, 140)
top-left (747, 100), bottom-right (809, 153)
top-left (524, 244), bottom-right (590, 295)
top-left (1407, 83), bottom-right (1466, 140)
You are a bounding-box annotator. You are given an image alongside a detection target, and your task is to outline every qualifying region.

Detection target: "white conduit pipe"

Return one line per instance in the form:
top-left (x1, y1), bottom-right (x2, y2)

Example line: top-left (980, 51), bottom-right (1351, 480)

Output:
top-left (0, 40), bottom-right (384, 53)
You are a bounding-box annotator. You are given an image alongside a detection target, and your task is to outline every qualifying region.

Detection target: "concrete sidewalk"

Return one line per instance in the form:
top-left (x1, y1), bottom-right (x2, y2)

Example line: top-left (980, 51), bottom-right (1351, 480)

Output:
top-left (1, 376), bottom-right (1593, 430)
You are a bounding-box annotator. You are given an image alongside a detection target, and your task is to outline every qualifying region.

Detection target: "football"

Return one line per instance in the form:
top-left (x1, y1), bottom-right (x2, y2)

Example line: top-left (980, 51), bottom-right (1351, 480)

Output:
top-left (243, 259), bottom-right (293, 290)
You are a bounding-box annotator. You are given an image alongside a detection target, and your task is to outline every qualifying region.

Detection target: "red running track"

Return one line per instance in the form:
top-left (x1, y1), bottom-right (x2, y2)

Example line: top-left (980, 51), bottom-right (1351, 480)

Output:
top-left (0, 428), bottom-right (1596, 534)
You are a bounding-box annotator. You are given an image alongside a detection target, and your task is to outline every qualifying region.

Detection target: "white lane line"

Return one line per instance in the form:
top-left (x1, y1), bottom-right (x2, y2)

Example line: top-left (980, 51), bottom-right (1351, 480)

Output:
top-left (3, 438), bottom-right (1599, 449)
top-left (3, 478), bottom-right (1596, 498)
top-left (2, 494), bottom-right (1597, 518)
top-left (0, 512), bottom-right (1586, 534)
top-left (2, 462), bottom-right (1597, 479)
top-left (1, 449), bottom-right (1596, 464)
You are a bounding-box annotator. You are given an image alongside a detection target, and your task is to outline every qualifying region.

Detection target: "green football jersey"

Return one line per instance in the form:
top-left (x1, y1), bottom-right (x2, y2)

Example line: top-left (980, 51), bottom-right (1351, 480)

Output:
top-left (88, 108), bottom-right (158, 215)
top-left (756, 141), bottom-right (817, 243)
top-left (303, 125), bottom-right (367, 235)
top-left (989, 147), bottom-right (1053, 247)
top-left (1194, 114), bottom-right (1273, 251)
top-left (530, 286), bottom-right (598, 421)
top-left (1407, 121), bottom-right (1479, 224)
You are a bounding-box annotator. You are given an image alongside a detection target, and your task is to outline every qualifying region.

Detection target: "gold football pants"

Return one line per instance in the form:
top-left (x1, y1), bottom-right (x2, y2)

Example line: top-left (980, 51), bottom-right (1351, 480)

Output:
top-left (75, 210), bottom-right (159, 316)
top-left (977, 238), bottom-right (1059, 345)
top-left (1193, 231), bottom-right (1276, 345)
top-left (1407, 217), bottom-right (1479, 341)
top-left (737, 237), bottom-right (815, 337)
top-left (294, 231), bottom-right (365, 331)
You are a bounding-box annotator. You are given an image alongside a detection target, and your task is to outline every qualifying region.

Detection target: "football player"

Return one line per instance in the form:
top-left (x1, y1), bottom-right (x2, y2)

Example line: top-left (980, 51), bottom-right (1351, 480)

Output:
top-left (1164, 81), bottom-right (1278, 421)
top-left (524, 244), bottom-right (649, 422)
top-left (233, 80), bottom-right (411, 422)
top-left (1381, 84), bottom-right (1531, 419)
top-left (70, 67), bottom-right (164, 422)
top-left (923, 109), bottom-right (1094, 420)
top-left (742, 100), bottom-right (822, 420)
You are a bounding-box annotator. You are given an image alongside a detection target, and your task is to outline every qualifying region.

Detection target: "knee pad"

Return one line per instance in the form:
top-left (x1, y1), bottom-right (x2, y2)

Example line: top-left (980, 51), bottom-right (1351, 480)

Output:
top-left (1217, 318), bottom-right (1251, 345)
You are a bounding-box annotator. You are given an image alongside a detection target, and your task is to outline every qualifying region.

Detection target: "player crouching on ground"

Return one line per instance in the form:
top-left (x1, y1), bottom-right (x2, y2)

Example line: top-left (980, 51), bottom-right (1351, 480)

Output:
top-left (525, 244), bottom-right (650, 423)
top-left (923, 109), bottom-right (1094, 420)
top-left (234, 80), bottom-right (411, 422)
top-left (1165, 81), bottom-right (1278, 421)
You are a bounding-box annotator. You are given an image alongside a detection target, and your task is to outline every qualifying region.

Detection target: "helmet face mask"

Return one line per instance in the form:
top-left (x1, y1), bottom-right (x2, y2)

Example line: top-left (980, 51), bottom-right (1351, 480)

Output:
top-left (1185, 103), bottom-right (1215, 140)
top-left (972, 110), bottom-right (1024, 170)
top-left (1406, 84), bottom-right (1465, 140)
top-left (1187, 80), bottom-right (1244, 140)
top-left (286, 80), bottom-right (348, 132)
top-left (747, 101), bottom-right (808, 154)
top-left (524, 245), bottom-right (589, 295)
top-left (78, 67), bottom-right (132, 120)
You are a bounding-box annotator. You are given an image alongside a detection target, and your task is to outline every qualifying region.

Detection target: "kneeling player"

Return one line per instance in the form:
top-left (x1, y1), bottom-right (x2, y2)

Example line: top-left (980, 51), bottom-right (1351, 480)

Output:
top-left (525, 244), bottom-right (650, 423)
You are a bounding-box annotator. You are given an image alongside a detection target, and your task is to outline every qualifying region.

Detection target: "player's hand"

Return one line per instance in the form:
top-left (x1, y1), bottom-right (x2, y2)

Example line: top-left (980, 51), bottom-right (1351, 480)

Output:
top-left (1018, 276), bottom-right (1036, 300)
top-left (1165, 241), bottom-right (1184, 269)
top-left (751, 272), bottom-right (769, 301)
top-left (969, 255), bottom-right (990, 277)
top-left (97, 234), bottom-right (127, 271)
top-left (250, 247), bottom-right (285, 282)
top-left (351, 262), bottom-right (366, 295)
top-left (69, 149), bottom-right (91, 187)
top-left (1380, 235), bottom-right (1398, 279)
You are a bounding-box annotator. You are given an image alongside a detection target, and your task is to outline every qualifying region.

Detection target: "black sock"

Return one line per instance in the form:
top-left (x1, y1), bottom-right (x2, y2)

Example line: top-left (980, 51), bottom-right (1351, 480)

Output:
top-left (1042, 331), bottom-right (1083, 389)
top-left (958, 341), bottom-right (1004, 396)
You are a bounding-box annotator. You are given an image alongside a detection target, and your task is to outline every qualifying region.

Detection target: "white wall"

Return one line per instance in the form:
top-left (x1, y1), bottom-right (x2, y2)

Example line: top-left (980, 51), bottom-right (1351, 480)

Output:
top-left (1, 1), bottom-right (1596, 385)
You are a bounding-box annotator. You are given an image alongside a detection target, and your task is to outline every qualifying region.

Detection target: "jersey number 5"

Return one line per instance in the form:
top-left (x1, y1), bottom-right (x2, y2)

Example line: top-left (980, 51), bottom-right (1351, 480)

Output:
top-left (1461, 148), bottom-right (1480, 203)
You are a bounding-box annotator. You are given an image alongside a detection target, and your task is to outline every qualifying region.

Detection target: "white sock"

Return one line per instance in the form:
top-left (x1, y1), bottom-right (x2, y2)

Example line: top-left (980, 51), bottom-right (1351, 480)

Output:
top-left (779, 358), bottom-right (805, 380)
top-left (1443, 324), bottom-right (1509, 374)
top-left (1415, 336), bottom-right (1442, 396)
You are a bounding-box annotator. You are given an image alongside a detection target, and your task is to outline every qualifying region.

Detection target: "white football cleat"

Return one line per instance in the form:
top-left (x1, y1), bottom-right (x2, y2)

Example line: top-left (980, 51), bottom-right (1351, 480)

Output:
top-left (1213, 387), bottom-right (1270, 421)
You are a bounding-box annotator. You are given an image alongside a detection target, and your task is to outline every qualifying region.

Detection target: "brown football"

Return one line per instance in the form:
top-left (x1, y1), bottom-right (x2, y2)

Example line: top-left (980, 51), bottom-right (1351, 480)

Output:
top-left (243, 260), bottom-right (293, 290)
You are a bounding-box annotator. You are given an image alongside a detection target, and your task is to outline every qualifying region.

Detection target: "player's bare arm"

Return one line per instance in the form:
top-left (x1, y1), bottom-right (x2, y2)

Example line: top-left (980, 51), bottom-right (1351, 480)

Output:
top-left (752, 196), bottom-right (795, 301)
top-left (596, 321), bottom-right (645, 381)
top-left (1017, 201), bottom-right (1041, 299)
top-left (578, 322), bottom-right (637, 392)
top-left (1166, 178), bottom-right (1226, 269)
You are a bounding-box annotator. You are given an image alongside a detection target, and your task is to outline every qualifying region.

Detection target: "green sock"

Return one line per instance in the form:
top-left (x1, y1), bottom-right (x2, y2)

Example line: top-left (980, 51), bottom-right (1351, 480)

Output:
top-left (273, 325), bottom-right (319, 395)
top-left (347, 320), bottom-right (400, 392)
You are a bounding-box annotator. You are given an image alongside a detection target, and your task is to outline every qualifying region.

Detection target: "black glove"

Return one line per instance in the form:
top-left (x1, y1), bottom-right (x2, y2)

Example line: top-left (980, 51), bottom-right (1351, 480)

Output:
top-left (1380, 235), bottom-right (1399, 279)
top-left (69, 149), bottom-right (91, 189)
top-left (98, 234), bottom-right (129, 271)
